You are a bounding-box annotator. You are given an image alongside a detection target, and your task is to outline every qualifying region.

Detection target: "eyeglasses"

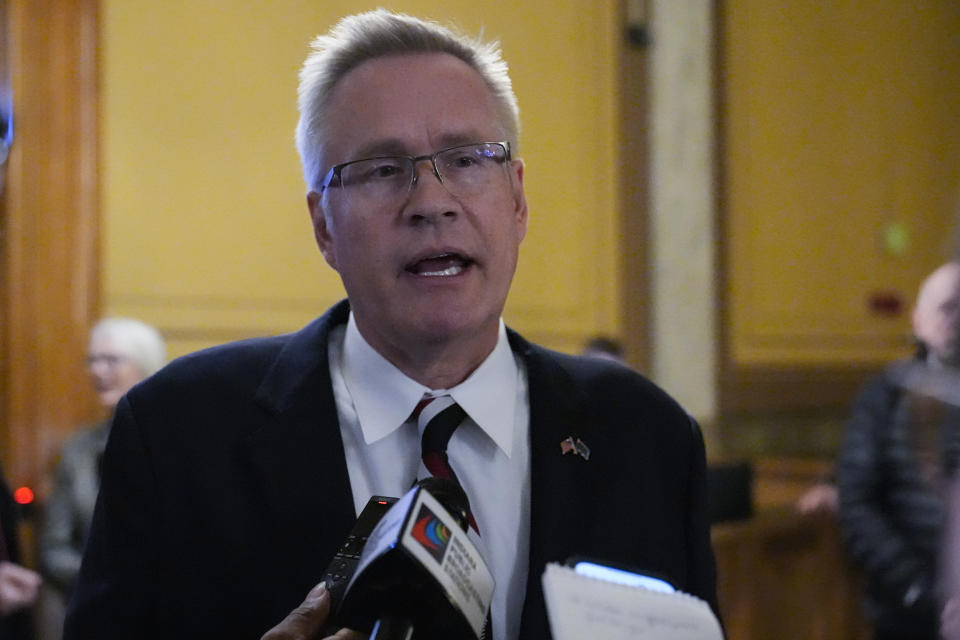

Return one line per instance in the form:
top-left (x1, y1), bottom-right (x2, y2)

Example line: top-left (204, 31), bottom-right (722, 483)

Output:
top-left (319, 141), bottom-right (512, 208)
top-left (86, 353), bottom-right (128, 368)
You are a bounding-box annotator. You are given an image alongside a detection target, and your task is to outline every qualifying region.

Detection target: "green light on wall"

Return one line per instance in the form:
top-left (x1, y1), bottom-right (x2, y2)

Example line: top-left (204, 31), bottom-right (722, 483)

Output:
top-left (881, 222), bottom-right (911, 257)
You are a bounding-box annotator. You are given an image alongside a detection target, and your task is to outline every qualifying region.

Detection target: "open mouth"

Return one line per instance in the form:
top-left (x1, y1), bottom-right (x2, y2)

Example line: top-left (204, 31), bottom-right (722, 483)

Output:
top-left (405, 252), bottom-right (473, 277)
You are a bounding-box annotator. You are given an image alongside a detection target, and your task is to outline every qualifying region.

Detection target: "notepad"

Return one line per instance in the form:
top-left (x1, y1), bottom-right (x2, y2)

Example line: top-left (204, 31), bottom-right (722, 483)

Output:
top-left (542, 563), bottom-right (724, 640)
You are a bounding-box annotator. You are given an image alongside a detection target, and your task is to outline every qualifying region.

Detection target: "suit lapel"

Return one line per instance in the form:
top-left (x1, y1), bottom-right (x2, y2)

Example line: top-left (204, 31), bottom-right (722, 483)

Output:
top-left (509, 332), bottom-right (601, 639)
top-left (244, 301), bottom-right (356, 556)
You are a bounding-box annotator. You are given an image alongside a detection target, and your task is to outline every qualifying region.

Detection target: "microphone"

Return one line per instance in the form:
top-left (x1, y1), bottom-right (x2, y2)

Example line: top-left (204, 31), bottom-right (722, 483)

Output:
top-left (329, 478), bottom-right (494, 640)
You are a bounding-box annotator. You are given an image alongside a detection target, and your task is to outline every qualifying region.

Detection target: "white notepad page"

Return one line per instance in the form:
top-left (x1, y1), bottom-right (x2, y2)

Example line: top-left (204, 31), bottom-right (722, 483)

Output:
top-left (542, 563), bottom-right (724, 640)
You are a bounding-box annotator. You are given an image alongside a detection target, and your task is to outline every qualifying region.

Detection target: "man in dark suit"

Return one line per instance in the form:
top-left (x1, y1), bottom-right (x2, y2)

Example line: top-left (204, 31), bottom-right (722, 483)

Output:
top-left (65, 10), bottom-right (716, 640)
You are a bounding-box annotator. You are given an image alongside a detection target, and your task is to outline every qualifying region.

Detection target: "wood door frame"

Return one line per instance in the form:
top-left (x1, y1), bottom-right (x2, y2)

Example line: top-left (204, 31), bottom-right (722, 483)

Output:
top-left (712, 0), bottom-right (878, 415)
top-left (1, 0), bottom-right (100, 491)
top-left (617, 1), bottom-right (651, 373)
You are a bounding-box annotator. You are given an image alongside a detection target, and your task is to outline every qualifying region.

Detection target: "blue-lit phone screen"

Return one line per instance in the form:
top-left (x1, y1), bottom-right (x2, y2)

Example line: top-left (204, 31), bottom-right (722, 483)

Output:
top-left (573, 561), bottom-right (676, 594)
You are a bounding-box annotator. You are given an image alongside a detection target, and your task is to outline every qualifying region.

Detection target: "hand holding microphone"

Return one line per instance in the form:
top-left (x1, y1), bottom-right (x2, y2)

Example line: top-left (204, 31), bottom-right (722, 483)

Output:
top-left (335, 477), bottom-right (493, 640)
top-left (269, 478), bottom-right (492, 640)
top-left (260, 582), bottom-right (365, 640)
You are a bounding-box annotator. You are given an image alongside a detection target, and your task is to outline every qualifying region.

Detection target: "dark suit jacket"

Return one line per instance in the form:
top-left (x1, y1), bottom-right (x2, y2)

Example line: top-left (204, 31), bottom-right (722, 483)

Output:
top-left (64, 300), bottom-right (716, 639)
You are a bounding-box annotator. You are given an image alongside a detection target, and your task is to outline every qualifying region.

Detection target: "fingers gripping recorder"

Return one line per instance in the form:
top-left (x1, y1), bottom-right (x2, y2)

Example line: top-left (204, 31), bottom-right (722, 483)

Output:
top-left (321, 478), bottom-right (494, 640)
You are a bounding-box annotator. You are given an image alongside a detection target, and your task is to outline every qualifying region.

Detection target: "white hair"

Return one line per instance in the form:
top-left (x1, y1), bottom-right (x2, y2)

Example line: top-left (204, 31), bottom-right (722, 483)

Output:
top-left (295, 9), bottom-right (521, 192)
top-left (89, 317), bottom-right (167, 377)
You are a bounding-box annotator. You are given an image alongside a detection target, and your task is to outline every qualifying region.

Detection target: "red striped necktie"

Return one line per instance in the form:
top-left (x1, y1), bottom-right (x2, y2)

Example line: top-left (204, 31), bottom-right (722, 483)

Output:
top-left (415, 395), bottom-right (479, 534)
top-left (414, 395), bottom-right (492, 639)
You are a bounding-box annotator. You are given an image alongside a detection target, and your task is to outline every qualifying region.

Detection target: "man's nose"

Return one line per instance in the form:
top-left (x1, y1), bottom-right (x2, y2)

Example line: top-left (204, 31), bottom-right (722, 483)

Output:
top-left (403, 158), bottom-right (459, 221)
top-left (89, 361), bottom-right (109, 378)
top-left (410, 156), bottom-right (443, 187)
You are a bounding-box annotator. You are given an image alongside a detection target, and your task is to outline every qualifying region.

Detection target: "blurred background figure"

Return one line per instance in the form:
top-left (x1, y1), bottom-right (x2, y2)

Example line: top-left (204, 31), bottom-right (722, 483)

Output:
top-left (581, 335), bottom-right (626, 365)
top-left (795, 479), bottom-right (838, 516)
top-left (942, 477), bottom-right (960, 640)
top-left (37, 318), bottom-right (165, 638)
top-left (0, 460), bottom-right (41, 640)
top-left (838, 261), bottom-right (960, 640)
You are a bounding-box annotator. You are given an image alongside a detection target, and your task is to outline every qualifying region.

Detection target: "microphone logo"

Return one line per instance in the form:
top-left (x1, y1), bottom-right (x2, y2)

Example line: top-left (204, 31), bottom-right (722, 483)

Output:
top-left (334, 482), bottom-right (495, 637)
top-left (411, 504), bottom-right (452, 563)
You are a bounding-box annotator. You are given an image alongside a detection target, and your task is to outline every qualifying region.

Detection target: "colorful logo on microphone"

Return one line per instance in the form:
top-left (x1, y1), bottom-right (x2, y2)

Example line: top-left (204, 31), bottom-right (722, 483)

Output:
top-left (411, 504), bottom-right (452, 563)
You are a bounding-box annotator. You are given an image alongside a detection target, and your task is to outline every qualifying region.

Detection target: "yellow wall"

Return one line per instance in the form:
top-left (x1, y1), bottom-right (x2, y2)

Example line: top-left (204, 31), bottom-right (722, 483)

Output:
top-left (723, 1), bottom-right (960, 366)
top-left (101, 1), bottom-right (622, 360)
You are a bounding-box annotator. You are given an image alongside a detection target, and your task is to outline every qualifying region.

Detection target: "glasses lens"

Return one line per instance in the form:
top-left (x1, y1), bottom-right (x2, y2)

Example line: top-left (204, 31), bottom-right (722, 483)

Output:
top-left (336, 157), bottom-right (413, 207)
top-left (436, 143), bottom-right (509, 197)
top-left (87, 354), bottom-right (125, 368)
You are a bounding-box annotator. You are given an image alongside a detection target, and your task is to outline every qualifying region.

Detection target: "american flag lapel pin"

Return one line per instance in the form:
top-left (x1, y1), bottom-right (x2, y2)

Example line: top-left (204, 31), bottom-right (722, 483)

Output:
top-left (560, 436), bottom-right (591, 461)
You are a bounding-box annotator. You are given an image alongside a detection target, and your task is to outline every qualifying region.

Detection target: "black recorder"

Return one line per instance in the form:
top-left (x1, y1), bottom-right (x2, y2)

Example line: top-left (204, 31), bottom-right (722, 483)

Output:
top-left (321, 495), bottom-right (398, 609)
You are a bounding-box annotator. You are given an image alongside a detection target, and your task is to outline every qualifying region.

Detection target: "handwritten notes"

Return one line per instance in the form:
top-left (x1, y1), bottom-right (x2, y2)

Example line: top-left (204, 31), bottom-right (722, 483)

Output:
top-left (542, 563), bottom-right (724, 640)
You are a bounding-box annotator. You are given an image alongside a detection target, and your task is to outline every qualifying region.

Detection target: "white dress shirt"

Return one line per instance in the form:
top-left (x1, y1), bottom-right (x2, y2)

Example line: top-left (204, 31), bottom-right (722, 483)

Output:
top-left (328, 313), bottom-right (531, 640)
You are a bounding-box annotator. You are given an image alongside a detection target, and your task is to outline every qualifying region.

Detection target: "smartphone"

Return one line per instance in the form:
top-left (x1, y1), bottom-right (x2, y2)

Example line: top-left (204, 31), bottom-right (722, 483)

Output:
top-left (567, 557), bottom-right (676, 594)
top-left (321, 495), bottom-right (398, 608)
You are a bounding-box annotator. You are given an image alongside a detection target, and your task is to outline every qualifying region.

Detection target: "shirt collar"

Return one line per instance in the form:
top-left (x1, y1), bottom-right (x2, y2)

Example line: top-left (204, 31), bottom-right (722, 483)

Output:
top-left (342, 312), bottom-right (519, 456)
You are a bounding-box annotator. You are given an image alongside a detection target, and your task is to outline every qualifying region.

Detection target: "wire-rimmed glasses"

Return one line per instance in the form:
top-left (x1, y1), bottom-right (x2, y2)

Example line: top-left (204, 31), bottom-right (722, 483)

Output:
top-left (318, 141), bottom-right (512, 208)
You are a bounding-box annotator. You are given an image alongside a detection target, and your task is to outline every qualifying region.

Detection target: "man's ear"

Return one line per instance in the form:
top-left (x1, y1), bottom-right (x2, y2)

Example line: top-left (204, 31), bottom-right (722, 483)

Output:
top-left (511, 160), bottom-right (529, 243)
top-left (307, 191), bottom-right (338, 271)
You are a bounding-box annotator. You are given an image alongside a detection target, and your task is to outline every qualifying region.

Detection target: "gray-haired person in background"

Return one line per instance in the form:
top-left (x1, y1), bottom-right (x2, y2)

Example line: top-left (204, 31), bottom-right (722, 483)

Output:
top-left (38, 318), bottom-right (165, 633)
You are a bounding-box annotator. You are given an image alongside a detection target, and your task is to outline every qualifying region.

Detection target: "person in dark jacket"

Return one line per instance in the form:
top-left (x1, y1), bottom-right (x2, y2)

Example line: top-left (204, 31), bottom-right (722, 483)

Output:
top-left (838, 261), bottom-right (960, 640)
top-left (0, 461), bottom-right (42, 640)
top-left (63, 10), bottom-right (717, 640)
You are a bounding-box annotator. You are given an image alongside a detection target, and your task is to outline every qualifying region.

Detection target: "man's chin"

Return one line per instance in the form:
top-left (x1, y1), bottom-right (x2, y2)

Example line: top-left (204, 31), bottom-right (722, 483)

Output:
top-left (406, 311), bottom-right (498, 346)
top-left (354, 300), bottom-right (501, 355)
top-left (98, 392), bottom-right (121, 409)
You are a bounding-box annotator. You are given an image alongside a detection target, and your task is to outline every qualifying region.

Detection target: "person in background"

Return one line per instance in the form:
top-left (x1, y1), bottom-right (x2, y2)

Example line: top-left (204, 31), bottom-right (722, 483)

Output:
top-left (838, 261), bottom-right (960, 640)
top-left (942, 477), bottom-right (960, 640)
top-left (580, 335), bottom-right (627, 365)
top-left (38, 319), bottom-right (165, 627)
top-left (64, 11), bottom-right (717, 640)
top-left (0, 460), bottom-right (41, 640)
top-left (795, 478), bottom-right (838, 516)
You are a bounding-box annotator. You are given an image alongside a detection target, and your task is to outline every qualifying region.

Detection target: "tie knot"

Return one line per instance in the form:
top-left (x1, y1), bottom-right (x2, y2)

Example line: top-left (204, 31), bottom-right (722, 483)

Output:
top-left (420, 396), bottom-right (466, 454)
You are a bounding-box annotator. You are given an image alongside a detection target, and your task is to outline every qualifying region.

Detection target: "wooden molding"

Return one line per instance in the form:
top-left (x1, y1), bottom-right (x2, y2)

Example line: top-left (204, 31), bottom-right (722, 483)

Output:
top-left (0, 0), bottom-right (100, 490)
top-left (719, 362), bottom-right (879, 414)
top-left (616, 1), bottom-right (651, 372)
